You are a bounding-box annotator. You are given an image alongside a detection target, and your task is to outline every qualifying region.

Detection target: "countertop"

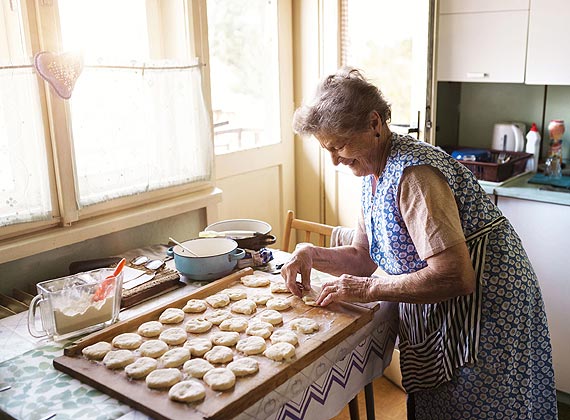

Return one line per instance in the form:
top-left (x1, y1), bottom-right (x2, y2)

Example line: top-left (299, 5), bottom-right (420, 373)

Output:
top-left (479, 172), bottom-right (570, 207)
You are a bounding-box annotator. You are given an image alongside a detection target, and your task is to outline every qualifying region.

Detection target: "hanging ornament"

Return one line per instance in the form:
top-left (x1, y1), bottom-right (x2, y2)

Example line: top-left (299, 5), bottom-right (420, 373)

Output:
top-left (34, 51), bottom-right (83, 100)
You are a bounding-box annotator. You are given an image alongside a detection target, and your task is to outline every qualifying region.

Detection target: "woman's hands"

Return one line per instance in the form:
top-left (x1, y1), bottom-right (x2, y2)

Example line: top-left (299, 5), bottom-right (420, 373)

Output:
top-left (316, 275), bottom-right (376, 306)
top-left (281, 244), bottom-right (314, 297)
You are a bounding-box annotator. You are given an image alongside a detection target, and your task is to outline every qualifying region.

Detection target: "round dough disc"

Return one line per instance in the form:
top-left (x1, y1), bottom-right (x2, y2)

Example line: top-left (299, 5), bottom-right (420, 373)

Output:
top-left (103, 349), bottom-right (135, 369)
top-left (160, 347), bottom-right (191, 368)
top-left (266, 298), bottom-right (290, 311)
top-left (159, 327), bottom-right (188, 345)
top-left (139, 339), bottom-right (169, 358)
top-left (112, 333), bottom-right (143, 350)
top-left (125, 357), bottom-right (158, 379)
top-left (230, 299), bottom-right (257, 315)
top-left (246, 321), bottom-right (273, 339)
top-left (182, 299), bottom-right (207, 313)
top-left (264, 342), bottom-right (296, 362)
top-left (289, 317), bottom-right (319, 334)
top-left (204, 345), bottom-right (234, 364)
top-left (205, 309), bottom-right (231, 325)
top-left (241, 275), bottom-right (271, 288)
top-left (205, 293), bottom-right (230, 308)
top-left (203, 367), bottom-right (236, 391)
top-left (169, 380), bottom-right (206, 403)
top-left (236, 336), bottom-right (267, 355)
top-left (270, 282), bottom-right (290, 293)
top-left (219, 317), bottom-right (248, 333)
top-left (184, 337), bottom-right (212, 357)
top-left (270, 330), bottom-right (298, 346)
top-left (183, 358), bottom-right (215, 378)
top-left (227, 357), bottom-right (259, 377)
top-left (159, 307), bottom-right (185, 324)
top-left (137, 321), bottom-right (163, 337)
top-left (184, 318), bottom-right (213, 333)
top-left (259, 309), bottom-right (283, 326)
top-left (145, 368), bottom-right (183, 389)
top-left (82, 341), bottom-right (112, 360)
top-left (222, 288), bottom-right (247, 301)
top-left (210, 331), bottom-right (240, 347)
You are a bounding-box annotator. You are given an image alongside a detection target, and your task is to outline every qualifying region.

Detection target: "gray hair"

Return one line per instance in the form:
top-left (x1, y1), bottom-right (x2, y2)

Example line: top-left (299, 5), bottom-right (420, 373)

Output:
top-left (292, 67), bottom-right (391, 139)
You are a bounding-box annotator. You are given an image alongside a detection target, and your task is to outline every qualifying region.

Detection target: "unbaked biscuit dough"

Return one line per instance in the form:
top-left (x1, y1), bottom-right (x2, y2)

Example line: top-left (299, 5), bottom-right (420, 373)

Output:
top-left (182, 299), bottom-right (207, 313)
top-left (139, 339), bottom-right (169, 358)
top-left (266, 298), bottom-right (291, 311)
top-left (205, 309), bottom-right (231, 325)
top-left (82, 341), bottom-right (112, 360)
top-left (236, 336), bottom-right (266, 355)
top-left (184, 318), bottom-right (213, 334)
top-left (160, 347), bottom-right (191, 368)
top-left (112, 333), bottom-right (143, 350)
top-left (263, 342), bottom-right (296, 362)
top-left (289, 317), bottom-right (319, 334)
top-left (219, 317), bottom-right (248, 333)
top-left (302, 295), bottom-right (319, 306)
top-left (250, 294), bottom-right (273, 305)
top-left (203, 367), bottom-right (236, 391)
top-left (230, 299), bottom-right (257, 315)
top-left (258, 309), bottom-right (283, 326)
top-left (245, 321), bottom-right (274, 339)
top-left (205, 293), bottom-right (230, 308)
top-left (103, 349), bottom-right (135, 369)
top-left (227, 357), bottom-right (259, 377)
top-left (270, 282), bottom-right (290, 294)
top-left (183, 358), bottom-right (215, 378)
top-left (168, 380), bottom-right (206, 403)
top-left (210, 331), bottom-right (240, 347)
top-left (159, 327), bottom-right (187, 345)
top-left (125, 357), bottom-right (158, 379)
top-left (222, 288), bottom-right (247, 301)
top-left (159, 307), bottom-right (185, 324)
top-left (137, 321), bottom-right (163, 337)
top-left (145, 368), bottom-right (183, 389)
top-left (184, 337), bottom-right (212, 357)
top-left (204, 345), bottom-right (234, 364)
top-left (241, 274), bottom-right (271, 287)
top-left (270, 330), bottom-right (298, 346)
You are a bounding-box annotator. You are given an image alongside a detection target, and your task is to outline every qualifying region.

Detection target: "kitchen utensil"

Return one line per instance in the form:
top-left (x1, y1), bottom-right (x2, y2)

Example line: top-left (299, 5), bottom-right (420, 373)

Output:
top-left (492, 122), bottom-right (525, 152)
top-left (93, 258), bottom-right (125, 302)
top-left (28, 268), bottom-right (123, 341)
top-left (168, 237), bottom-right (199, 256)
top-left (204, 219), bottom-right (276, 250)
top-left (167, 237), bottom-right (245, 281)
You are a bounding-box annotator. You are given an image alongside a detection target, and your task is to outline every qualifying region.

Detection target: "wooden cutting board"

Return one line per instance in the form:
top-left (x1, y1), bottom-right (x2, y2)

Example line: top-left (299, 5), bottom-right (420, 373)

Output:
top-left (54, 267), bottom-right (378, 420)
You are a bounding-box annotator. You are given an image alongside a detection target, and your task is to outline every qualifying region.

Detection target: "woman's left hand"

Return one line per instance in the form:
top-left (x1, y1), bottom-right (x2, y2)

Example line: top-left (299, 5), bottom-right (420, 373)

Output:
top-left (316, 274), bottom-right (375, 306)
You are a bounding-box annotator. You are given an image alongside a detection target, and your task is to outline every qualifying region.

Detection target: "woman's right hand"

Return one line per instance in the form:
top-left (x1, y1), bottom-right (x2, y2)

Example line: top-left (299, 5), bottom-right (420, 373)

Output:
top-left (281, 244), bottom-right (314, 297)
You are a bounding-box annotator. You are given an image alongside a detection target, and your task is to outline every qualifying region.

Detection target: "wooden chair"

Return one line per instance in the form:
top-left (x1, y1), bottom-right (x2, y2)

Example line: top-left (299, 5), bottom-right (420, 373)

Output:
top-left (281, 209), bottom-right (375, 420)
top-left (281, 210), bottom-right (335, 252)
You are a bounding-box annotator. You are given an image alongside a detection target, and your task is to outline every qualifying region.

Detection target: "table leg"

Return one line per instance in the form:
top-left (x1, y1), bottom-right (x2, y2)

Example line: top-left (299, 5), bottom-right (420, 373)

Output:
top-left (365, 382), bottom-right (375, 420)
top-left (348, 396), bottom-right (360, 420)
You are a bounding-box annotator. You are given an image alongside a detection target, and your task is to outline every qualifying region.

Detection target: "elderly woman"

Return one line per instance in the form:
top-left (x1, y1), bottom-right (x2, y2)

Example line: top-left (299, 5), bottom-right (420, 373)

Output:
top-left (282, 67), bottom-right (557, 419)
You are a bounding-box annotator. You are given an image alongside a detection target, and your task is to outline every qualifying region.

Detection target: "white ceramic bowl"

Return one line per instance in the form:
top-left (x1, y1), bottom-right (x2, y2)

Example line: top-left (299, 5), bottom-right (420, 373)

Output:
top-left (205, 219), bottom-right (272, 235)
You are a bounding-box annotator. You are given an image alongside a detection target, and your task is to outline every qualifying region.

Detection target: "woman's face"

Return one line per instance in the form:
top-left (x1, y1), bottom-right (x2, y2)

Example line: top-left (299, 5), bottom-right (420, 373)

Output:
top-left (317, 130), bottom-right (380, 177)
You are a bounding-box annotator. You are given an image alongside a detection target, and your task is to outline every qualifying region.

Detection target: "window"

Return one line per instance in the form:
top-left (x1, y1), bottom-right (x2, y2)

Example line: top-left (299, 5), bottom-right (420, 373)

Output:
top-left (0, 0), bottom-right (215, 261)
top-left (341, 0), bottom-right (430, 139)
top-left (207, 0), bottom-right (280, 154)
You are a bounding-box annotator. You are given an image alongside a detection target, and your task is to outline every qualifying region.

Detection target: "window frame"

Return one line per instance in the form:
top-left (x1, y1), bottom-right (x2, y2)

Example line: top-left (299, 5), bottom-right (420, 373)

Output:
top-left (0, 0), bottom-right (220, 264)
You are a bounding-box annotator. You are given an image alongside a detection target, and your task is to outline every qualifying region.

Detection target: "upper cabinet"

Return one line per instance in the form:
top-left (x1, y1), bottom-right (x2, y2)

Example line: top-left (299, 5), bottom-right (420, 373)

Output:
top-left (526, 0), bottom-right (570, 85)
top-left (437, 0), bottom-right (529, 83)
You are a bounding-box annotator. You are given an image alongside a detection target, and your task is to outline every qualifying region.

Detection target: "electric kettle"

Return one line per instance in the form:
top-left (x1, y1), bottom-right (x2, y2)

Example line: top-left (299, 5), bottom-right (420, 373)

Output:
top-left (492, 122), bottom-right (526, 152)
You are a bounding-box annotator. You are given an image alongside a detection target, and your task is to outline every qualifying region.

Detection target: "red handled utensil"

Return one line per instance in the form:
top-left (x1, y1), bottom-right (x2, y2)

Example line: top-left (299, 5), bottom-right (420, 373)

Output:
top-left (93, 258), bottom-right (126, 302)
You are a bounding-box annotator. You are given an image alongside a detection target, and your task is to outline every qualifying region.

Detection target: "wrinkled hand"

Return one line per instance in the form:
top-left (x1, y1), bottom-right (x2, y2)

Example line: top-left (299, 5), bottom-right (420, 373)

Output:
top-left (281, 244), bottom-right (314, 297)
top-left (316, 275), bottom-right (375, 306)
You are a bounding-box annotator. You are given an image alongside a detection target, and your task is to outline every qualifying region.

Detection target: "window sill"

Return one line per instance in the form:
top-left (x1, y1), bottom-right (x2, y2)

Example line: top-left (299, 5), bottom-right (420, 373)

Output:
top-left (0, 187), bottom-right (222, 265)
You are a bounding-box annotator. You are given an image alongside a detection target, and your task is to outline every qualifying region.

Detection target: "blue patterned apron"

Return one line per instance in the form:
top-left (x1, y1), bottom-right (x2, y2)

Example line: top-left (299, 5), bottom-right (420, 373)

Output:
top-left (362, 133), bottom-right (557, 419)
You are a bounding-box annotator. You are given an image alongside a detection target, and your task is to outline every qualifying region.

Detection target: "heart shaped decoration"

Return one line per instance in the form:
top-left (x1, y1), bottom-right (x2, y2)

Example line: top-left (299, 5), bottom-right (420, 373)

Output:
top-left (34, 51), bottom-right (83, 99)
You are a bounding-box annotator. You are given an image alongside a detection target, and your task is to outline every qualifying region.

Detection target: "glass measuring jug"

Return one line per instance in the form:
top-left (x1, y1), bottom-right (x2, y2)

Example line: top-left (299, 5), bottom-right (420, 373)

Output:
top-left (27, 268), bottom-right (123, 341)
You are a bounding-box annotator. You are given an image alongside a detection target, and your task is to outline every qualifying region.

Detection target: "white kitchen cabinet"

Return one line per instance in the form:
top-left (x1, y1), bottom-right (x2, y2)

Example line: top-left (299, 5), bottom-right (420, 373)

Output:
top-left (439, 0), bottom-right (529, 14)
top-left (437, 10), bottom-right (529, 83)
top-left (497, 196), bottom-right (570, 393)
top-left (526, 0), bottom-right (570, 85)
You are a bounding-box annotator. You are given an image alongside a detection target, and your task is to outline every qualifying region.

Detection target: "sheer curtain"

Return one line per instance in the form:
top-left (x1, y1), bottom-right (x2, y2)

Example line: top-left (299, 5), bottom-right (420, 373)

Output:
top-left (70, 60), bottom-right (212, 207)
top-left (0, 0), bottom-right (52, 227)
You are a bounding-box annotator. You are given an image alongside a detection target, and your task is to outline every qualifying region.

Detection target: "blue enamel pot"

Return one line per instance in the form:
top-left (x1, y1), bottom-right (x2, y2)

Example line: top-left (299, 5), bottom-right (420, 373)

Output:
top-left (167, 237), bottom-right (245, 281)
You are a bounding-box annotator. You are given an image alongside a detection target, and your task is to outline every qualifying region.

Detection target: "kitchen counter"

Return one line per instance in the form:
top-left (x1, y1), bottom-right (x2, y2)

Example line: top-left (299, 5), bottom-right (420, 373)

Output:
top-left (479, 172), bottom-right (570, 207)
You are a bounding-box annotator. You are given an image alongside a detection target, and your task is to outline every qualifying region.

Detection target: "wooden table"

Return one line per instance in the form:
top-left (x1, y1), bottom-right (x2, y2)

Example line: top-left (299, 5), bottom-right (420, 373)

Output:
top-left (0, 248), bottom-right (399, 420)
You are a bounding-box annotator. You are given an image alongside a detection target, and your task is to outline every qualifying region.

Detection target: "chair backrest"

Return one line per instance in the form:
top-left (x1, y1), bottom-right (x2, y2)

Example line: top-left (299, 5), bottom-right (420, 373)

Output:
top-left (281, 210), bottom-right (335, 252)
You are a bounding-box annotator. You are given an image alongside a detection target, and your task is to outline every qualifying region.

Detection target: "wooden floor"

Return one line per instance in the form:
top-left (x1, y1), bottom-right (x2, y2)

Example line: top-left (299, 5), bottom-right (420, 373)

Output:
top-left (331, 377), bottom-right (407, 420)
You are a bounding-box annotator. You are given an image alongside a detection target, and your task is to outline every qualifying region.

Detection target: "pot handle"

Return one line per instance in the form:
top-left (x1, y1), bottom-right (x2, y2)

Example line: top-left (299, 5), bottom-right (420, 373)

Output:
top-left (229, 248), bottom-right (246, 261)
top-left (257, 234), bottom-right (276, 246)
top-left (166, 247), bottom-right (174, 257)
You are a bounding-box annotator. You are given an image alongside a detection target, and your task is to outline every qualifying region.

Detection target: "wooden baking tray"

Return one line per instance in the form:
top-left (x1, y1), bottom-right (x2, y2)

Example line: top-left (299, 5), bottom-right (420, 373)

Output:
top-left (54, 267), bottom-right (378, 420)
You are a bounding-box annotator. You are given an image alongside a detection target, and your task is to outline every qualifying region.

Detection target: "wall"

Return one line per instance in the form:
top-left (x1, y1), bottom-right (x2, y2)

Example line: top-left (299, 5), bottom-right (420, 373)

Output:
top-left (436, 82), bottom-right (570, 163)
top-left (0, 209), bottom-right (205, 295)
